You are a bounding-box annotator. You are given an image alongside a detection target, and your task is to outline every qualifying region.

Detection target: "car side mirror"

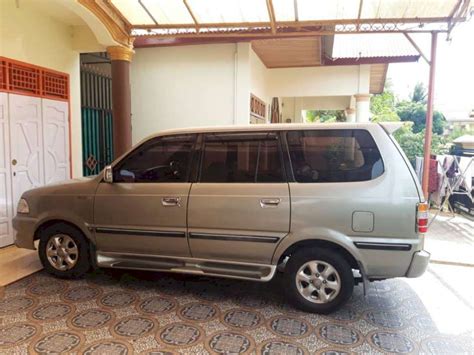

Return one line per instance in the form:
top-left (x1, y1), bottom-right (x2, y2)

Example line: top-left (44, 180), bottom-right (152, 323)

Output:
top-left (104, 165), bottom-right (113, 183)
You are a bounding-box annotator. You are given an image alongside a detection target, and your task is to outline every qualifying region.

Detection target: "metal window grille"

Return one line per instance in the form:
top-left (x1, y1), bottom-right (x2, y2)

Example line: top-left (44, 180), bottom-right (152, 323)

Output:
top-left (0, 56), bottom-right (69, 100)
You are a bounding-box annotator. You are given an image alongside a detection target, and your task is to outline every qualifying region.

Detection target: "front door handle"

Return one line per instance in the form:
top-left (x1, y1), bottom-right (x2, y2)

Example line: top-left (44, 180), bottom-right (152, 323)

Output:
top-left (161, 197), bottom-right (181, 207)
top-left (260, 198), bottom-right (281, 208)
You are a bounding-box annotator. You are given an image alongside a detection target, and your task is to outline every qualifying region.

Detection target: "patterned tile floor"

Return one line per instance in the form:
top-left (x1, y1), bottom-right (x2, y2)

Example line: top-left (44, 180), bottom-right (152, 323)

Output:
top-left (1, 264), bottom-right (473, 354)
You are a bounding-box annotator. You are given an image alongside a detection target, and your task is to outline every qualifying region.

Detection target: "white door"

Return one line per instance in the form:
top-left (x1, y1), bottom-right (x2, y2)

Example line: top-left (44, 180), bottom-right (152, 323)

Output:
top-left (42, 99), bottom-right (70, 184)
top-left (9, 94), bottom-right (44, 216)
top-left (0, 93), bottom-right (13, 248)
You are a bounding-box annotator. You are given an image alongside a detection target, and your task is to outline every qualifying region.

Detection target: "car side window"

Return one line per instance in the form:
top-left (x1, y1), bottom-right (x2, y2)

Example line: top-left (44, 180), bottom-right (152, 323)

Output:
top-left (199, 133), bottom-right (285, 183)
top-left (287, 129), bottom-right (384, 183)
top-left (113, 134), bottom-right (196, 183)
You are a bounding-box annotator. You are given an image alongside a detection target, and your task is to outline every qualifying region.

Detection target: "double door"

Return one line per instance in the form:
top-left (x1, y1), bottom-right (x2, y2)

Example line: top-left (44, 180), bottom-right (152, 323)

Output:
top-left (0, 92), bottom-right (70, 247)
top-left (94, 132), bottom-right (290, 264)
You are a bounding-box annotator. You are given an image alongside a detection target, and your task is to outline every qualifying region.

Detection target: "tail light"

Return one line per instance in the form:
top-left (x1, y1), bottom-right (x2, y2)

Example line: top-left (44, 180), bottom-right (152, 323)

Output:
top-left (417, 202), bottom-right (429, 234)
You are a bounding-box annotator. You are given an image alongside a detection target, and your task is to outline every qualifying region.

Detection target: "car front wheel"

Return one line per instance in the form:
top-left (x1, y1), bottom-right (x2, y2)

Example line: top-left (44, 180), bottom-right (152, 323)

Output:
top-left (38, 223), bottom-right (91, 279)
top-left (284, 248), bottom-right (354, 313)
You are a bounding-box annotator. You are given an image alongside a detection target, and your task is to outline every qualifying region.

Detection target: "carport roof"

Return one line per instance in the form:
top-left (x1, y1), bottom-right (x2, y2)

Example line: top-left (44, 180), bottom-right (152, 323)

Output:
top-left (106, 0), bottom-right (470, 39)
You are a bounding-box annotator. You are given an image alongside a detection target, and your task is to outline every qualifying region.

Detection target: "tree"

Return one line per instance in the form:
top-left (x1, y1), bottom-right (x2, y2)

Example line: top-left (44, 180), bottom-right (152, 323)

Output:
top-left (395, 128), bottom-right (447, 165)
top-left (305, 110), bottom-right (345, 123)
top-left (370, 91), bottom-right (400, 122)
top-left (396, 100), bottom-right (446, 135)
top-left (370, 86), bottom-right (447, 167)
top-left (411, 82), bottom-right (427, 104)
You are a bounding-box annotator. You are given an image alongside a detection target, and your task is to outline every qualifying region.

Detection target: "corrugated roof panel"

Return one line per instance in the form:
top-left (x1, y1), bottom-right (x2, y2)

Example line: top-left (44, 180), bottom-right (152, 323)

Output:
top-left (186, 0), bottom-right (269, 24)
top-left (111, 0), bottom-right (154, 25)
top-left (361, 0), bottom-right (459, 19)
top-left (272, 0), bottom-right (295, 21)
top-left (332, 34), bottom-right (419, 59)
top-left (297, 0), bottom-right (360, 21)
top-left (141, 0), bottom-right (194, 25)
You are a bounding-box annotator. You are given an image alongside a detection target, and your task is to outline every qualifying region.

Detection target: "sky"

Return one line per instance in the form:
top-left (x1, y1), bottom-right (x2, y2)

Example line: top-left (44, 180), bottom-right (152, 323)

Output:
top-left (387, 19), bottom-right (474, 121)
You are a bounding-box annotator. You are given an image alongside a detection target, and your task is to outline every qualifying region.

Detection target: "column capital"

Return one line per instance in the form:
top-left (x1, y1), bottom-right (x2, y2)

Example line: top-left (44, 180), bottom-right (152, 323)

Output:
top-left (107, 46), bottom-right (134, 62)
top-left (354, 93), bottom-right (371, 102)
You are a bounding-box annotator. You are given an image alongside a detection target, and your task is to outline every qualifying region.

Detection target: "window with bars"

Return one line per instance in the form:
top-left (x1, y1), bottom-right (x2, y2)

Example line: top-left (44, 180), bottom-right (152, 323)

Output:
top-left (0, 57), bottom-right (69, 100)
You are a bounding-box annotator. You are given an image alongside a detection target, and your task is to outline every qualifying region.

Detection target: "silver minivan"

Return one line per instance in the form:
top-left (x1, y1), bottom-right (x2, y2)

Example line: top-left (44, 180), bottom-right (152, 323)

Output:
top-left (13, 123), bottom-right (430, 313)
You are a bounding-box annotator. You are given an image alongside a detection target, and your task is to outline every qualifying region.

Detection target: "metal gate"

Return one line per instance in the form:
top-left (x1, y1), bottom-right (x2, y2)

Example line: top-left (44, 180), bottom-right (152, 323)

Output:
top-left (80, 65), bottom-right (113, 176)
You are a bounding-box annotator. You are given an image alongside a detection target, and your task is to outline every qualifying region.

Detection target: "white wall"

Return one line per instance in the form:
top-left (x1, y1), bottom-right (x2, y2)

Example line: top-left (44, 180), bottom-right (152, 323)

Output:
top-left (267, 65), bottom-right (370, 97)
top-left (130, 43), bottom-right (372, 140)
top-left (131, 43), bottom-right (254, 143)
top-left (0, 1), bottom-right (85, 177)
top-left (249, 48), bottom-right (271, 110)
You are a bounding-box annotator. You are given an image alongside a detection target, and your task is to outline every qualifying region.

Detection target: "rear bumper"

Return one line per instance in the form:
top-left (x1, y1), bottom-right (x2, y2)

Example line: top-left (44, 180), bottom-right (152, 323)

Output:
top-left (406, 250), bottom-right (430, 278)
top-left (12, 215), bottom-right (38, 250)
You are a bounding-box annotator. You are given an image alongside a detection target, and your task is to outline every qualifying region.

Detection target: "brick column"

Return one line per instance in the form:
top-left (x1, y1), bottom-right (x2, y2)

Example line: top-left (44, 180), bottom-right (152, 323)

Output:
top-left (107, 46), bottom-right (134, 158)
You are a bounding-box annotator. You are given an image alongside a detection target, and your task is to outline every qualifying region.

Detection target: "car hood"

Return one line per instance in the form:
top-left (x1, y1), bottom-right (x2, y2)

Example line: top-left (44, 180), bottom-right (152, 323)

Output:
top-left (21, 175), bottom-right (101, 199)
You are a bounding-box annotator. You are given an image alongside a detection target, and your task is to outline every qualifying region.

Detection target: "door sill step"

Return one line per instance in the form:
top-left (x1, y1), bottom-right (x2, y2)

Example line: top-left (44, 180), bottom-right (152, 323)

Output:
top-left (96, 252), bottom-right (275, 281)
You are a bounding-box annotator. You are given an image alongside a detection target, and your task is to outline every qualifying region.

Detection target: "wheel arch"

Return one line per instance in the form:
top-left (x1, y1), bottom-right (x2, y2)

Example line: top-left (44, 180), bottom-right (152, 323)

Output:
top-left (34, 219), bottom-right (93, 245)
top-left (277, 239), bottom-right (359, 270)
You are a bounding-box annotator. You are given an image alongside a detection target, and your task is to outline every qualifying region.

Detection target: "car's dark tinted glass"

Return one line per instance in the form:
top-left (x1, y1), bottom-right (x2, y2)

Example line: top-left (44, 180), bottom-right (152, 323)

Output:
top-left (200, 133), bottom-right (284, 183)
top-left (114, 135), bottom-right (195, 183)
top-left (287, 129), bottom-right (384, 183)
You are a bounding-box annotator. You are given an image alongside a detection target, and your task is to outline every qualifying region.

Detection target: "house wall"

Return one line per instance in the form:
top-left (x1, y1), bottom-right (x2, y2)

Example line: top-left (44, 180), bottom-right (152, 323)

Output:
top-left (249, 48), bottom-right (271, 117)
top-left (0, 1), bottom-right (85, 177)
top-left (130, 43), bottom-right (372, 141)
top-left (267, 65), bottom-right (370, 97)
top-left (131, 43), bottom-right (252, 143)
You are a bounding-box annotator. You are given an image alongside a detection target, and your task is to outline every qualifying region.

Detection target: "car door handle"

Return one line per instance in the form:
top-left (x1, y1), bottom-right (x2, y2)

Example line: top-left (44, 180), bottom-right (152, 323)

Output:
top-left (260, 198), bottom-right (281, 208)
top-left (161, 197), bottom-right (181, 207)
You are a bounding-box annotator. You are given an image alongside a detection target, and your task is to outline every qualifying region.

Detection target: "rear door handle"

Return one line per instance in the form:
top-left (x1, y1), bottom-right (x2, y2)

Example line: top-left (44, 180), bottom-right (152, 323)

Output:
top-left (260, 198), bottom-right (281, 208)
top-left (161, 197), bottom-right (181, 207)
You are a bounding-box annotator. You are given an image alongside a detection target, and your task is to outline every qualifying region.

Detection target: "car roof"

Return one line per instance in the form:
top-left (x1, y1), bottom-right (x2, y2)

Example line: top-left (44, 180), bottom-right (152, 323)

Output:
top-left (145, 122), bottom-right (380, 140)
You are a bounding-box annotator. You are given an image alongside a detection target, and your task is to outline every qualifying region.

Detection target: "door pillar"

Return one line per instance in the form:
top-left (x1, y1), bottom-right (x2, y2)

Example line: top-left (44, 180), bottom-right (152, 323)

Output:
top-left (354, 94), bottom-right (371, 122)
top-left (107, 46), bottom-right (134, 158)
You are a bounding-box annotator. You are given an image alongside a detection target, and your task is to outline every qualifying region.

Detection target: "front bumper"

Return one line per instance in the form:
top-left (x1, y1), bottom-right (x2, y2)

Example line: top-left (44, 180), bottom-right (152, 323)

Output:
top-left (406, 250), bottom-right (430, 278)
top-left (12, 215), bottom-right (38, 250)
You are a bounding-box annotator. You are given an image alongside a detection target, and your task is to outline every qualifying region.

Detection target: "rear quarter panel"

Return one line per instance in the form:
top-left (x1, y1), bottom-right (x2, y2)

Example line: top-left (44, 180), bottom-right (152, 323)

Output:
top-left (274, 125), bottom-right (422, 277)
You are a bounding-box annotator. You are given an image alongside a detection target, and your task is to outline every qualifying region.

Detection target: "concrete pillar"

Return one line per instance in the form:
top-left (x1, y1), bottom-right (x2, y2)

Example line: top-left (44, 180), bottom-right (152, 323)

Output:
top-left (107, 46), bottom-right (134, 158)
top-left (345, 108), bottom-right (356, 122)
top-left (354, 94), bottom-right (371, 122)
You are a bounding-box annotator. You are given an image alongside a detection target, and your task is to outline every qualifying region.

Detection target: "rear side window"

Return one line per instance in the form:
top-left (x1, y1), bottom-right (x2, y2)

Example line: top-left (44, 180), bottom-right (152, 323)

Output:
top-left (199, 133), bottom-right (284, 183)
top-left (287, 129), bottom-right (384, 183)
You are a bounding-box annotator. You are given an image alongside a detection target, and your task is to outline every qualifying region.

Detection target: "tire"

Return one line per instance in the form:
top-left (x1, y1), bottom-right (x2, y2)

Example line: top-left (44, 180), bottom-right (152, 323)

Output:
top-left (38, 223), bottom-right (91, 279)
top-left (284, 248), bottom-right (354, 314)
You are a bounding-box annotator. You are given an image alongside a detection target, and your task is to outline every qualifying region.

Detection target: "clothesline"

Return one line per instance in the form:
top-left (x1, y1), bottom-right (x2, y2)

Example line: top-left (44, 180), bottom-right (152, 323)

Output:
top-left (415, 155), bottom-right (473, 221)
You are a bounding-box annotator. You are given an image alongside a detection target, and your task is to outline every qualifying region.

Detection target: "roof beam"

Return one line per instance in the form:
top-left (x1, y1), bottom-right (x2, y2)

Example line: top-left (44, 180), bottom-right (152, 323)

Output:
top-left (138, 0), bottom-right (159, 25)
top-left (266, 0), bottom-right (277, 34)
top-left (183, 0), bottom-right (200, 31)
top-left (403, 33), bottom-right (430, 65)
top-left (132, 17), bottom-right (457, 30)
top-left (135, 28), bottom-right (445, 42)
top-left (357, 0), bottom-right (364, 30)
top-left (294, 0), bottom-right (299, 21)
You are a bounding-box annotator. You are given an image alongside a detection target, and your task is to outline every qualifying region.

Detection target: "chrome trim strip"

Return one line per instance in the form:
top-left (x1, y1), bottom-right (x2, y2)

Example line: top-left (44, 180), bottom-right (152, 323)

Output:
top-left (189, 232), bottom-right (279, 244)
top-left (95, 227), bottom-right (185, 238)
top-left (96, 251), bottom-right (276, 282)
top-left (354, 242), bottom-right (412, 251)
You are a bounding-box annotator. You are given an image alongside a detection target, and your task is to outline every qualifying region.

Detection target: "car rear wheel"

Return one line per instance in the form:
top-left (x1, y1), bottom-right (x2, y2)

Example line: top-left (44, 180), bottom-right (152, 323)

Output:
top-left (38, 223), bottom-right (91, 279)
top-left (284, 248), bottom-right (354, 313)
